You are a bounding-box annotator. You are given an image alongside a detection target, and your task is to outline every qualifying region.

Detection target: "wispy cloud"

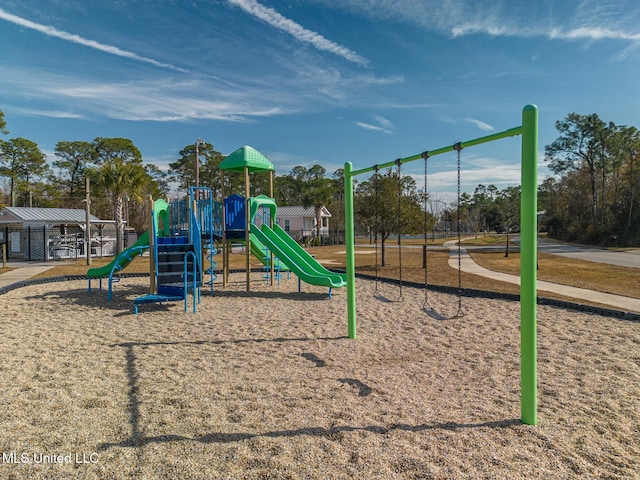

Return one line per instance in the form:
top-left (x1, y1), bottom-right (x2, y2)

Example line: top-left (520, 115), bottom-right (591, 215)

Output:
top-left (50, 81), bottom-right (286, 122)
top-left (354, 121), bottom-right (393, 134)
top-left (316, 1), bottom-right (640, 48)
top-left (227, 0), bottom-right (369, 66)
top-left (1, 71), bottom-right (291, 122)
top-left (1, 59), bottom-right (408, 124)
top-left (11, 108), bottom-right (84, 119)
top-left (549, 26), bottom-right (640, 42)
top-left (0, 7), bottom-right (188, 72)
top-left (373, 115), bottom-right (395, 130)
top-left (453, 23), bottom-right (640, 42)
top-left (465, 118), bottom-right (494, 131)
top-left (354, 114), bottom-right (395, 134)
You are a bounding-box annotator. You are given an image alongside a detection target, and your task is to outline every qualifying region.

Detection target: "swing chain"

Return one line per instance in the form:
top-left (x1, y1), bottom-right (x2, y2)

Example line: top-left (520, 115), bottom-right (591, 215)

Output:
top-left (422, 144), bottom-right (465, 319)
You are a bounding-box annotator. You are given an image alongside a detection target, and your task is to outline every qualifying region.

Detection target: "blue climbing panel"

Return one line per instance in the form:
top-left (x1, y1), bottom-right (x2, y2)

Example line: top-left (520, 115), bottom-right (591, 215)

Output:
top-left (225, 194), bottom-right (246, 240)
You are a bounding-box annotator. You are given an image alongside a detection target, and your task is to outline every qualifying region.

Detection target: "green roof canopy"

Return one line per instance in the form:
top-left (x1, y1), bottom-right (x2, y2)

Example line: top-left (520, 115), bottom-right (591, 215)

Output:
top-left (219, 145), bottom-right (275, 173)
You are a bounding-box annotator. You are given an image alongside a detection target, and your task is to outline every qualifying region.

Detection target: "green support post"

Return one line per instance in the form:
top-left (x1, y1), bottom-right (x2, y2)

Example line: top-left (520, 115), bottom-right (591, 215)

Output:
top-left (345, 162), bottom-right (357, 339)
top-left (520, 104), bottom-right (538, 425)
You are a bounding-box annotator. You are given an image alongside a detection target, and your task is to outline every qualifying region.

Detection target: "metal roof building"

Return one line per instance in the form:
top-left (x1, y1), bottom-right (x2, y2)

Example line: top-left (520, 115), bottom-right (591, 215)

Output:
top-left (0, 207), bottom-right (104, 225)
top-left (276, 206), bottom-right (331, 218)
top-left (0, 207), bottom-right (114, 262)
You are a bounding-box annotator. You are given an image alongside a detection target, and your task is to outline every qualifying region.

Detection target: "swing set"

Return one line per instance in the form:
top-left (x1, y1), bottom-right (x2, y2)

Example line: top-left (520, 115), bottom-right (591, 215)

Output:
top-left (343, 104), bottom-right (539, 426)
top-left (369, 143), bottom-right (465, 319)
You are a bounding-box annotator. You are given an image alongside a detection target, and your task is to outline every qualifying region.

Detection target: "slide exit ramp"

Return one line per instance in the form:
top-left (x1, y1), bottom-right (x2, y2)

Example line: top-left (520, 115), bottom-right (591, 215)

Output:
top-left (86, 231), bottom-right (150, 301)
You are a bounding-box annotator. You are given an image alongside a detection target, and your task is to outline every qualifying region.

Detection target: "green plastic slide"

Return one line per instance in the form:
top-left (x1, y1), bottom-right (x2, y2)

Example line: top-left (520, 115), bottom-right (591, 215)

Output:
top-left (234, 233), bottom-right (289, 271)
top-left (86, 231), bottom-right (150, 278)
top-left (251, 223), bottom-right (345, 288)
top-left (271, 224), bottom-right (345, 280)
top-left (248, 233), bottom-right (290, 271)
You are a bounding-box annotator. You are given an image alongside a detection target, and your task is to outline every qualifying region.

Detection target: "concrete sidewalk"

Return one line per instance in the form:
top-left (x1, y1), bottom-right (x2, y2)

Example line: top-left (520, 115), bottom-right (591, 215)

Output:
top-left (0, 262), bottom-right (61, 289)
top-left (444, 241), bottom-right (640, 314)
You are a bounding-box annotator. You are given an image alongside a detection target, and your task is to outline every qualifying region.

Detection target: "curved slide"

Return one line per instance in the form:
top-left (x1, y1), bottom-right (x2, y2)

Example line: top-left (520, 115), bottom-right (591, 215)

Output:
top-left (86, 231), bottom-right (149, 278)
top-left (251, 223), bottom-right (346, 288)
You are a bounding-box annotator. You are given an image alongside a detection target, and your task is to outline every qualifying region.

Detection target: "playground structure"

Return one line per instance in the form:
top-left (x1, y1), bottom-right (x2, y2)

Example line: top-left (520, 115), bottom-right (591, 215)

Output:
top-left (86, 146), bottom-right (346, 312)
top-left (87, 188), bottom-right (221, 313)
top-left (343, 105), bottom-right (539, 426)
top-left (218, 146), bottom-right (345, 296)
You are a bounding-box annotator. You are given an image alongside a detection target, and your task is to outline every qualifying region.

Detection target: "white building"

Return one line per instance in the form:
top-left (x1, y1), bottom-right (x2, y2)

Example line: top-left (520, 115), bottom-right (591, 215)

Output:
top-left (275, 206), bottom-right (331, 241)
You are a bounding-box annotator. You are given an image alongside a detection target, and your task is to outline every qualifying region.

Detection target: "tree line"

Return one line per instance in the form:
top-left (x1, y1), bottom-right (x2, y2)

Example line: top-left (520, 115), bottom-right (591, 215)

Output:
top-left (1, 109), bottom-right (638, 255)
top-left (543, 113), bottom-right (640, 245)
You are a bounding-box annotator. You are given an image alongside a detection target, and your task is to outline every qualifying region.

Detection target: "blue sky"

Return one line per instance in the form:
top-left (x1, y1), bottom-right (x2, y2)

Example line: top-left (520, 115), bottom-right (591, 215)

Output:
top-left (1, 0), bottom-right (639, 202)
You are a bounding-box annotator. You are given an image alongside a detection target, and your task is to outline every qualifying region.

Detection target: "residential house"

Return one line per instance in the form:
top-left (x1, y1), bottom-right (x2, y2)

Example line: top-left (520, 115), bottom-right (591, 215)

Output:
top-left (275, 206), bottom-right (332, 241)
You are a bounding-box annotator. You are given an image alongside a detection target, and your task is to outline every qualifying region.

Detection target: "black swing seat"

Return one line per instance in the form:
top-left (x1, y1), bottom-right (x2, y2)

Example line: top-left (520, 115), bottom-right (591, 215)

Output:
top-left (423, 304), bottom-right (465, 321)
top-left (374, 293), bottom-right (396, 303)
top-left (422, 306), bottom-right (448, 321)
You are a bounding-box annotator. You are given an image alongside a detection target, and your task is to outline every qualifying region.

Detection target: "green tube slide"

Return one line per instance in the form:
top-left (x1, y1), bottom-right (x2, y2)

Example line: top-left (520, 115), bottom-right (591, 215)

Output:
top-left (86, 231), bottom-right (149, 278)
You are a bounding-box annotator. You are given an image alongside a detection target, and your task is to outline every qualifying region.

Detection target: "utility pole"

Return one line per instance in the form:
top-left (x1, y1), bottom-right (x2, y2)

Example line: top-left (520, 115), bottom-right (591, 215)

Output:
top-left (195, 138), bottom-right (206, 188)
top-left (85, 177), bottom-right (92, 266)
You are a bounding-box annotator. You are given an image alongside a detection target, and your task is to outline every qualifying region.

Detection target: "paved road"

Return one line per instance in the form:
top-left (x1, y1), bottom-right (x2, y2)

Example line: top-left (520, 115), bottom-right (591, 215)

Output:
top-left (536, 237), bottom-right (640, 268)
top-left (445, 236), bottom-right (640, 269)
top-left (369, 236), bottom-right (640, 269)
